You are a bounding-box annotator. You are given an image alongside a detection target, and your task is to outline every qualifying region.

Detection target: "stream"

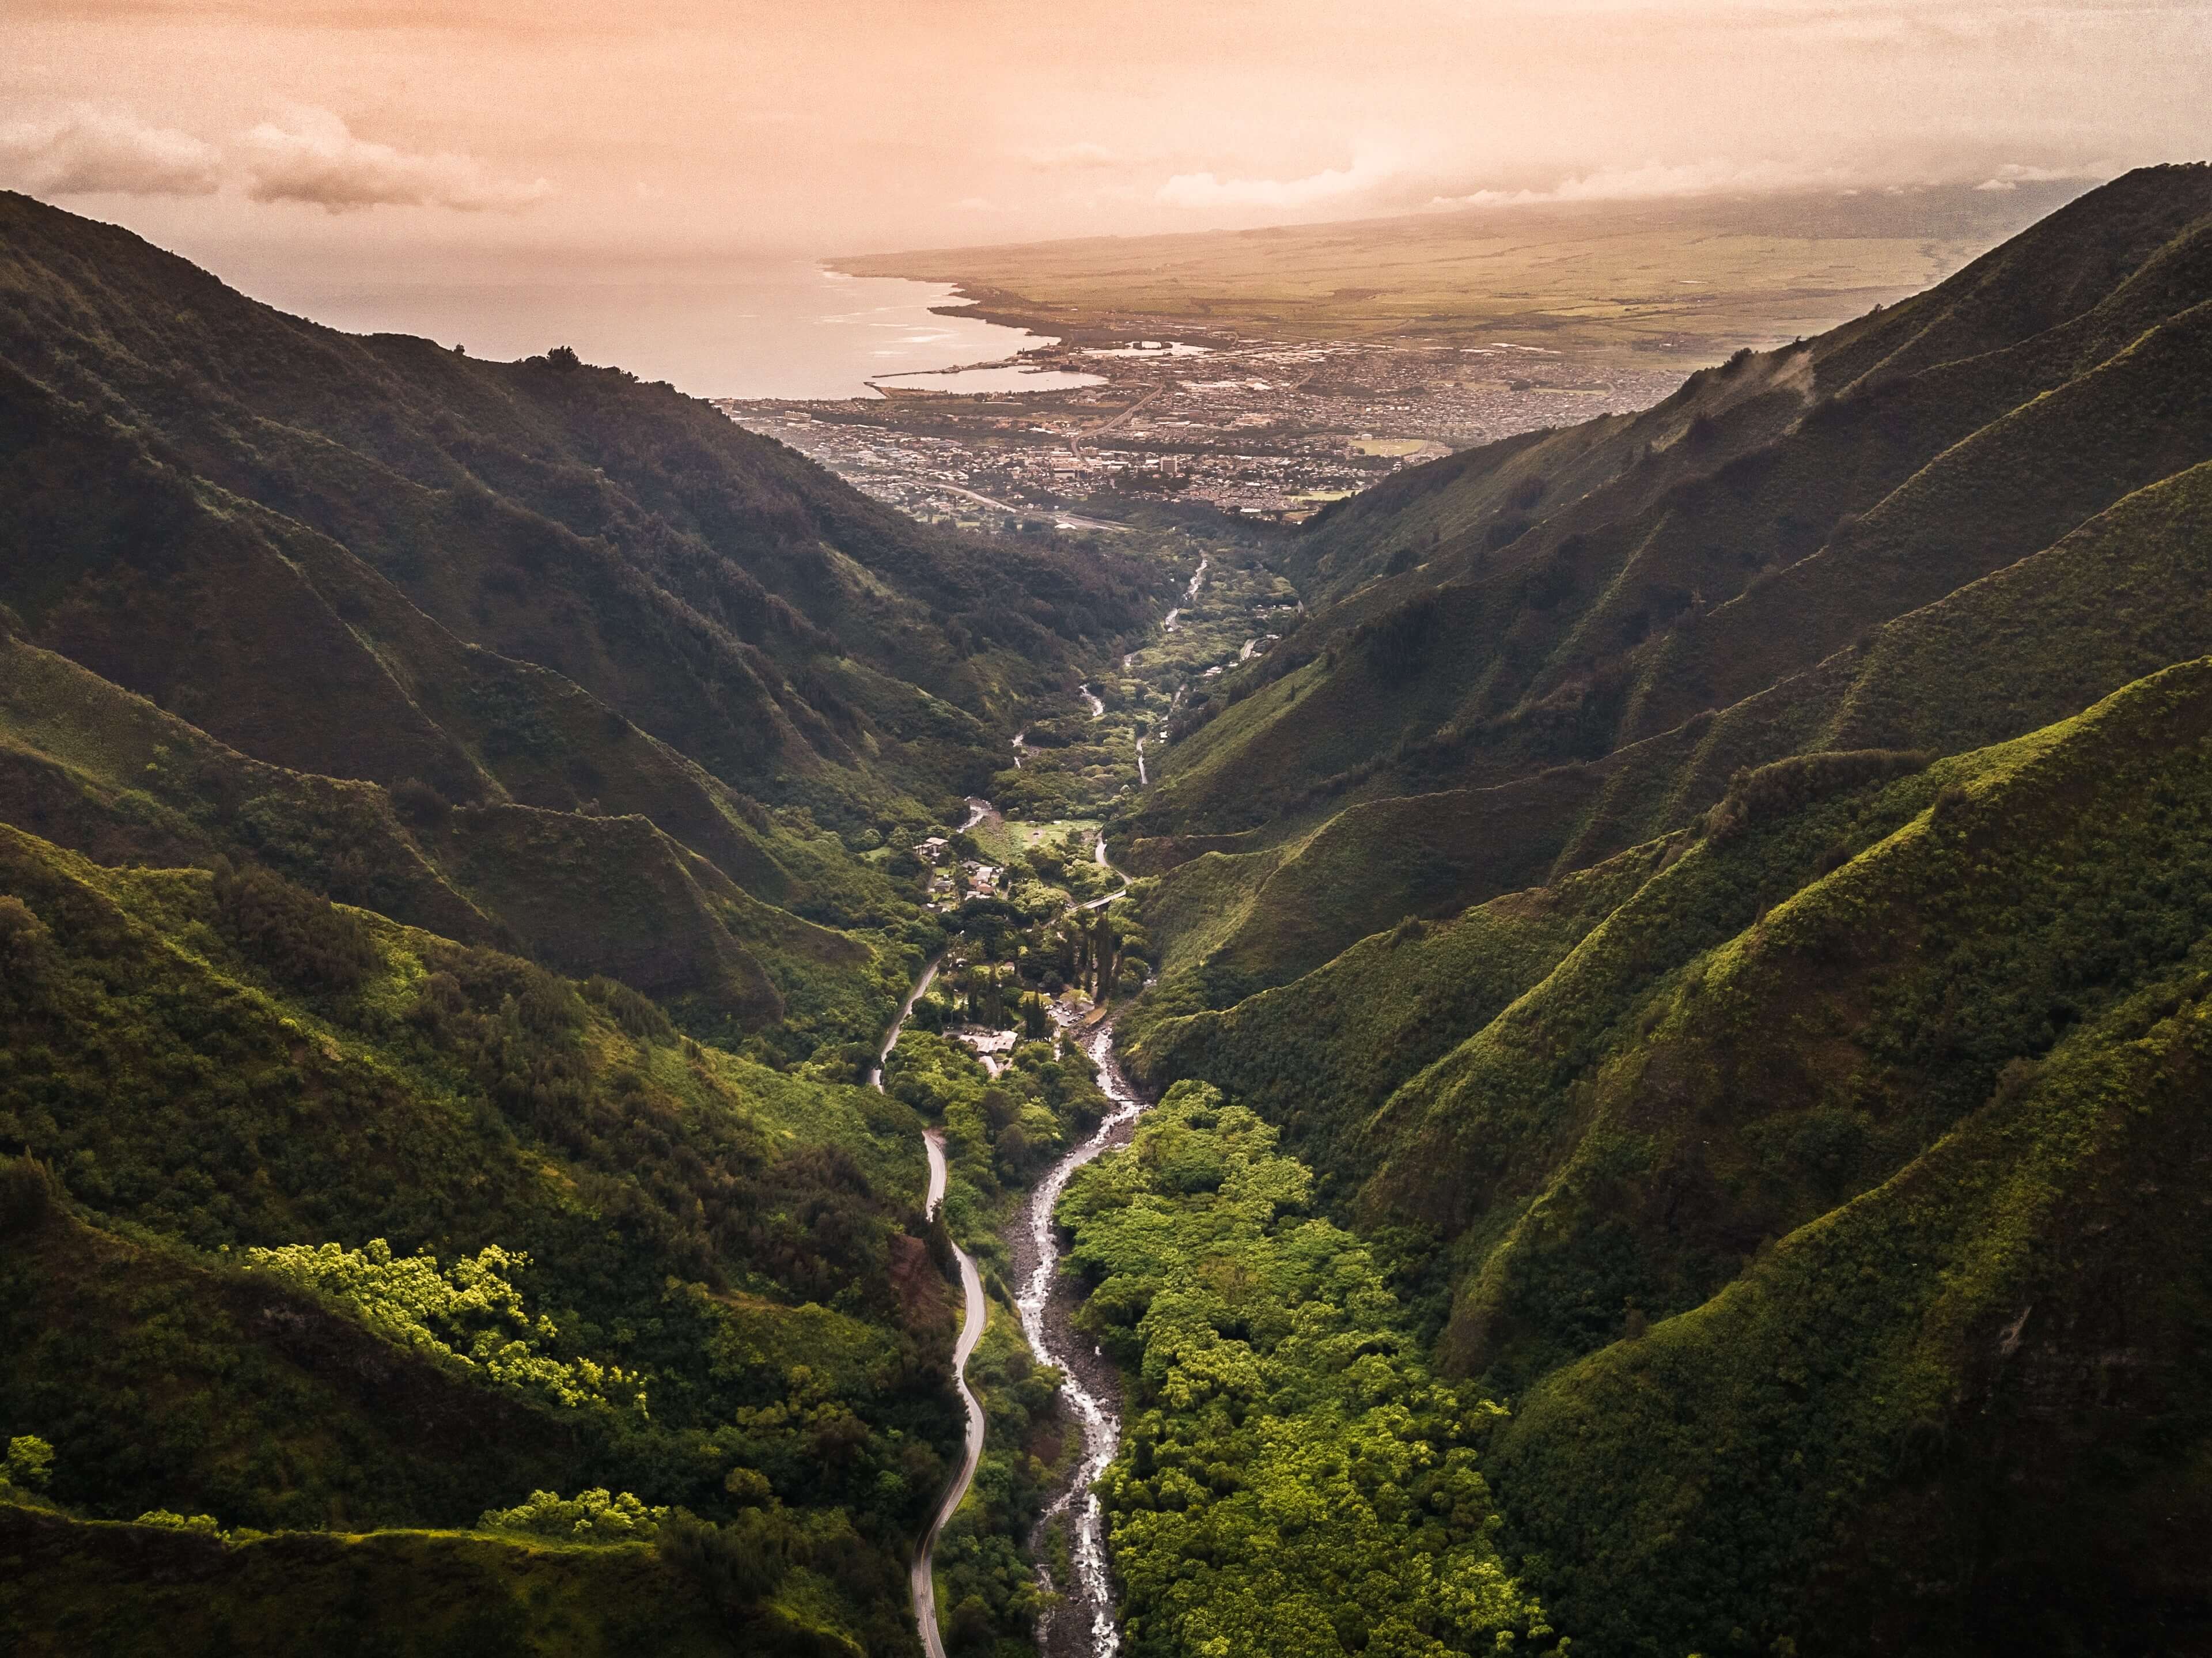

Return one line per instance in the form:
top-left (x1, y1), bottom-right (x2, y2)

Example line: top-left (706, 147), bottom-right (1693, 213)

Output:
top-left (1014, 1012), bottom-right (1149, 1658)
top-left (887, 819), bottom-right (1146, 1657)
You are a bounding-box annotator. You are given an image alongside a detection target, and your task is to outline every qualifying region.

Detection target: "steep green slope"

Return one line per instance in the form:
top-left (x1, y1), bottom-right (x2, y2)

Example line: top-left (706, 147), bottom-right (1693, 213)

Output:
top-left (1124, 835), bottom-right (1681, 1185)
top-left (1124, 168), bottom-right (2212, 1005)
top-left (0, 626), bottom-right (910, 1053)
top-left (0, 192), bottom-right (1172, 1054)
top-left (0, 816), bottom-right (959, 1649)
top-left (1129, 165), bottom-right (2212, 854)
top-left (0, 191), bottom-right (1160, 822)
top-left (1490, 963), bottom-right (2212, 1656)
top-left (1138, 658), bottom-right (2212, 1655)
top-left (1110, 169), bottom-right (2212, 1656)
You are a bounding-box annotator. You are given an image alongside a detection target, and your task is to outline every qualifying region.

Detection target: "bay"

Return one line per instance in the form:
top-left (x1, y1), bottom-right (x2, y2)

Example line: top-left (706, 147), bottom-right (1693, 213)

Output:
top-left (247, 261), bottom-right (1063, 400)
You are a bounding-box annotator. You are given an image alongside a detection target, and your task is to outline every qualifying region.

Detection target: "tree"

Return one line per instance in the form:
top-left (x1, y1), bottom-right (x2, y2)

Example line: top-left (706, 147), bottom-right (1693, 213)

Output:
top-left (2, 1434), bottom-right (54, 1492)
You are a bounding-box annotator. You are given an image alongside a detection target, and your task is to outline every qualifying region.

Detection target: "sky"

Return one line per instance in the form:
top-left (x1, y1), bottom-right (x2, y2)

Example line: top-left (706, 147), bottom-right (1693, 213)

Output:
top-left (5, 0), bottom-right (2209, 282)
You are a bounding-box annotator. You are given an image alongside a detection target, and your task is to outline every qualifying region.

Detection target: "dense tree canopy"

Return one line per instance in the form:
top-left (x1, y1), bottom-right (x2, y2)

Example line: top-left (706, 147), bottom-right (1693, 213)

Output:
top-left (1059, 1082), bottom-right (1555, 1658)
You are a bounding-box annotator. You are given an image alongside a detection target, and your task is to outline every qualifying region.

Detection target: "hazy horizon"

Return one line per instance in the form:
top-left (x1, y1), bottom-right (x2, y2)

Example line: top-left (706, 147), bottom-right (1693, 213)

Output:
top-left (7, 0), bottom-right (2207, 298)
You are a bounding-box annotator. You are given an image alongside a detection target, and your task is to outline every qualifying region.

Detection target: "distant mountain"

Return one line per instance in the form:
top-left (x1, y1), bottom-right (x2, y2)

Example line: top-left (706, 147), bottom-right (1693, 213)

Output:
top-left (1122, 164), bottom-right (2212, 1655)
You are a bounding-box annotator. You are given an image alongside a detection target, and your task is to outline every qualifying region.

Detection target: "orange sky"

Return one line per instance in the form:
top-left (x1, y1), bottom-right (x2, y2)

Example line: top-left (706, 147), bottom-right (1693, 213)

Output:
top-left (6, 0), bottom-right (2208, 275)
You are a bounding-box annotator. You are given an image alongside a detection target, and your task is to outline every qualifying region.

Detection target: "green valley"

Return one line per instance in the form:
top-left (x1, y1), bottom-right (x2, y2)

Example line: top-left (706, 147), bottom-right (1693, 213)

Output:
top-left (9, 156), bottom-right (2212, 1658)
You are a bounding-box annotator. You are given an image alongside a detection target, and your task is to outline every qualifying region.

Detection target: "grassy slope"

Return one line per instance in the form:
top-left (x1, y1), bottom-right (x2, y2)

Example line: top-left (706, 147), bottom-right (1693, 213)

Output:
top-left (1127, 170), bottom-right (2212, 999)
top-left (1349, 660), bottom-right (2212, 1652)
top-left (0, 820), bottom-right (953, 1651)
top-left (0, 1503), bottom-right (768, 1658)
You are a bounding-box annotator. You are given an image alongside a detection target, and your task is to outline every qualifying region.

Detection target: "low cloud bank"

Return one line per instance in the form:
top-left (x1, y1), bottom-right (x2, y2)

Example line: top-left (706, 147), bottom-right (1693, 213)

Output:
top-left (0, 104), bottom-right (549, 214)
top-left (0, 107), bottom-right (224, 198)
top-left (241, 109), bottom-right (551, 214)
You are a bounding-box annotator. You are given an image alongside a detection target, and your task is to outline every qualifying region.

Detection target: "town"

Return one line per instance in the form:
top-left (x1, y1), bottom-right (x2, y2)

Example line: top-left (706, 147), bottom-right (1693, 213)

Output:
top-left (718, 328), bottom-right (1681, 531)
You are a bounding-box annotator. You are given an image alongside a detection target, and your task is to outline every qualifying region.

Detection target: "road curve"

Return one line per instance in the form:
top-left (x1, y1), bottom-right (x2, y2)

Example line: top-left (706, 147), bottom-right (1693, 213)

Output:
top-left (870, 953), bottom-right (987, 1658)
top-left (910, 1130), bottom-right (987, 1658)
top-left (884, 819), bottom-right (1139, 1656)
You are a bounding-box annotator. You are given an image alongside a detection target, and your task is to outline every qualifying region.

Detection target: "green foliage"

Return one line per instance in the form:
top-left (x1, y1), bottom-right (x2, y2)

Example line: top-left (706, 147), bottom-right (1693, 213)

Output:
top-left (3, 1434), bottom-right (52, 1492)
top-left (1702, 748), bottom-right (1931, 842)
top-left (0, 819), bottom-right (950, 1650)
top-left (1060, 1082), bottom-right (1554, 1658)
top-left (210, 860), bottom-right (380, 997)
top-left (656, 1506), bottom-right (795, 1612)
top-left (884, 1028), bottom-right (1104, 1197)
top-left (131, 1511), bottom-right (226, 1539)
top-left (244, 1239), bottom-right (649, 1415)
top-left (479, 1487), bottom-right (667, 1542)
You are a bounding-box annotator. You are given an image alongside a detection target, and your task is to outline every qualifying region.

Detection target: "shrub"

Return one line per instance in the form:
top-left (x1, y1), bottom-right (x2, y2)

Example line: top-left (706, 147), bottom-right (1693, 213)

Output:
top-left (211, 860), bottom-right (380, 994)
top-left (242, 1238), bottom-right (648, 1414)
top-left (479, 1487), bottom-right (666, 1543)
top-left (3, 1434), bottom-right (54, 1492)
top-left (658, 1508), bottom-right (791, 1608)
top-left (134, 1510), bottom-right (223, 1538)
top-left (389, 777), bottom-right (452, 831)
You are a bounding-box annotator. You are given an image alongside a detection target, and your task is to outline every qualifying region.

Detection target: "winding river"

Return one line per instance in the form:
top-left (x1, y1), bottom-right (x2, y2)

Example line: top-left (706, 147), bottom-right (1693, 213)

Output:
top-left (887, 821), bottom-right (1147, 1657)
top-left (1015, 1013), bottom-right (1149, 1658)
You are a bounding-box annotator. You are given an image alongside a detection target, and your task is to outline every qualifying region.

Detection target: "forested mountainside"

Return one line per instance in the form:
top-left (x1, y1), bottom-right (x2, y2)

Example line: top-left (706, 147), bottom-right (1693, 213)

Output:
top-left (0, 190), bottom-right (1164, 1051)
top-left (10, 164), bottom-right (2212, 1658)
top-left (1119, 165), bottom-right (2212, 1655)
top-left (0, 198), bottom-right (1146, 1653)
top-left (1124, 162), bottom-right (2212, 997)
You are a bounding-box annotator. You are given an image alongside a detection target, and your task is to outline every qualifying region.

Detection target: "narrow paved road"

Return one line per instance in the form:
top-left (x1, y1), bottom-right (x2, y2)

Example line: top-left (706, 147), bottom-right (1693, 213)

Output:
top-left (869, 953), bottom-right (987, 1658)
top-left (888, 803), bottom-right (1141, 1655)
top-left (1070, 383), bottom-right (1164, 456)
top-left (910, 1130), bottom-right (987, 1658)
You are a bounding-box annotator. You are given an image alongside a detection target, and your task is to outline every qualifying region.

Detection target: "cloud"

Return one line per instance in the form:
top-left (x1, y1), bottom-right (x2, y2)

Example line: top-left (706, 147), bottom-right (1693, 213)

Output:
top-left (0, 105), bottom-right (223, 197)
top-left (1027, 141), bottom-right (1121, 172)
top-left (1429, 157), bottom-right (1856, 210)
top-left (240, 108), bottom-right (550, 213)
top-left (1973, 161), bottom-right (2097, 191)
top-left (1157, 153), bottom-right (1400, 211)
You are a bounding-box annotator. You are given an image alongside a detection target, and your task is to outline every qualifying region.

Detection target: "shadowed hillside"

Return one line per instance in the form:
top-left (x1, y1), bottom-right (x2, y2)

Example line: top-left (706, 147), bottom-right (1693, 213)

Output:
top-left (0, 193), bottom-right (1170, 1051)
top-left (1125, 164), bottom-right (2212, 1003)
top-left (0, 195), bottom-right (1162, 1652)
top-left (1120, 166), bottom-right (2212, 1657)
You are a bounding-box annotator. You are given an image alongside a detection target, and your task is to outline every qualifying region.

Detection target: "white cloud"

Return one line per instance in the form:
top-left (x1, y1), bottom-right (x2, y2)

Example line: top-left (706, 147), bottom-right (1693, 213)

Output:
top-left (240, 108), bottom-right (550, 213)
top-left (1972, 161), bottom-right (2097, 191)
top-left (1429, 157), bottom-right (1855, 210)
top-left (0, 105), bottom-right (223, 198)
top-left (1157, 152), bottom-right (1400, 211)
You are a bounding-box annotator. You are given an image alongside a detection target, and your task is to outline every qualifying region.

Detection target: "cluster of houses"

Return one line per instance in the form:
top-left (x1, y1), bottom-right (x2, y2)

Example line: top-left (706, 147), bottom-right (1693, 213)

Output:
top-left (911, 835), bottom-right (1003, 909)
